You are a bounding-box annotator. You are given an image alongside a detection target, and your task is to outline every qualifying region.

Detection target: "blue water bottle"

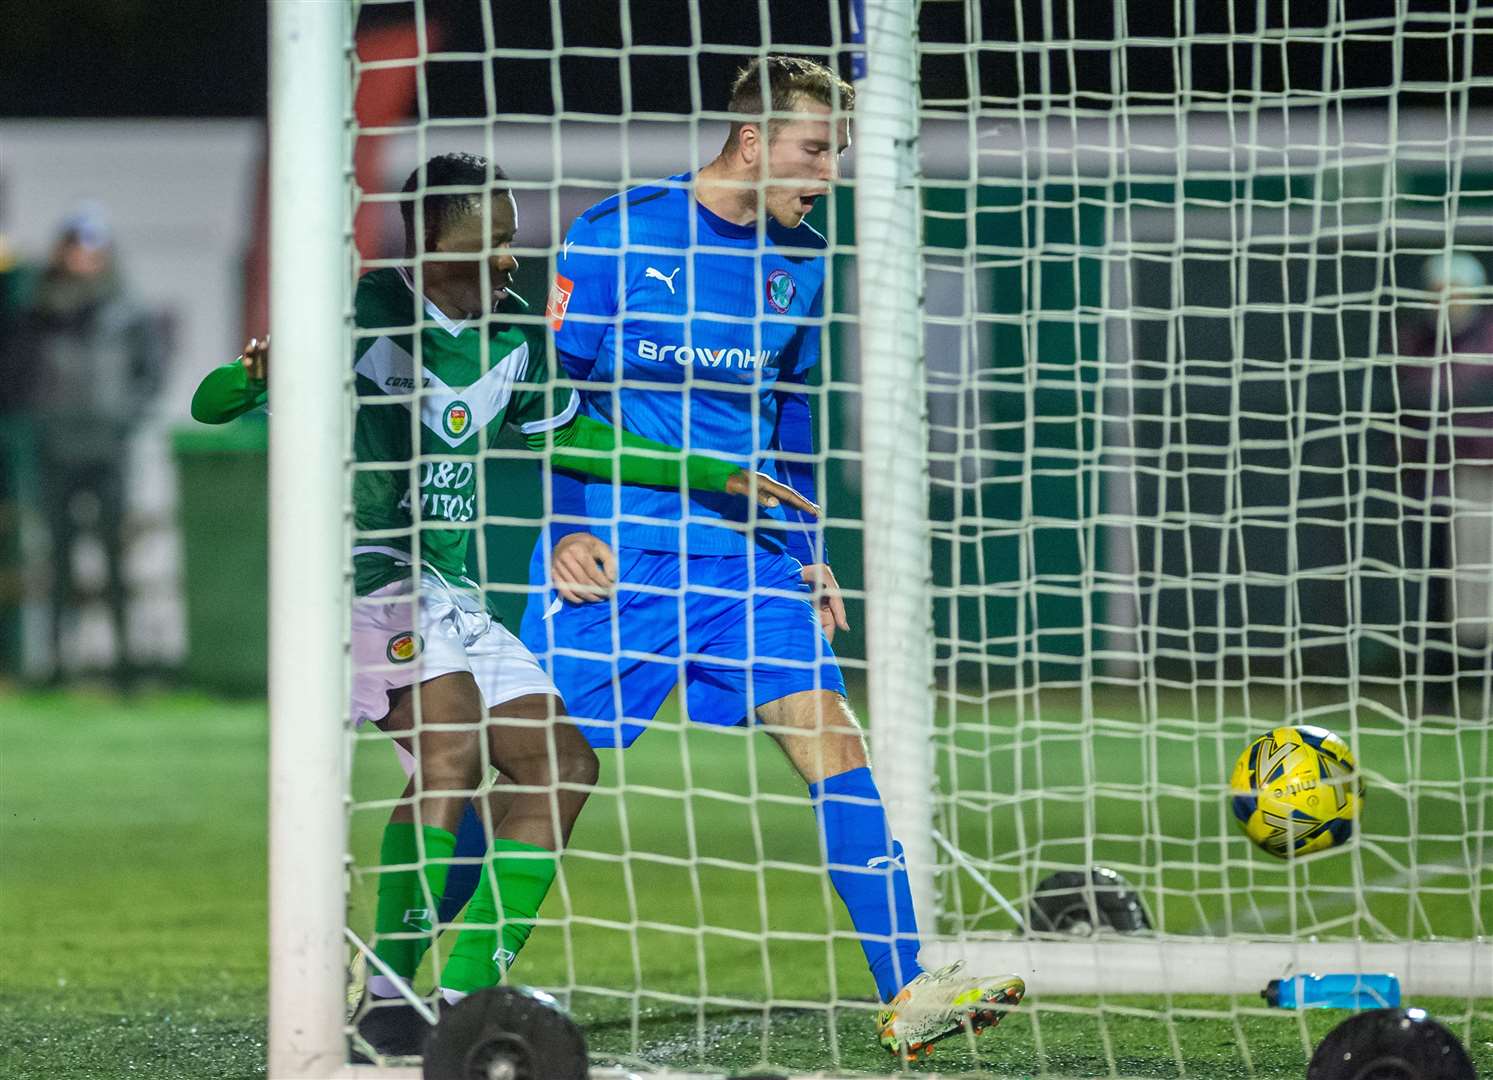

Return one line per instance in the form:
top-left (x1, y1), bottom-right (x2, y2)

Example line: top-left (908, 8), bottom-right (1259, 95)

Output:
top-left (1262, 973), bottom-right (1401, 1009)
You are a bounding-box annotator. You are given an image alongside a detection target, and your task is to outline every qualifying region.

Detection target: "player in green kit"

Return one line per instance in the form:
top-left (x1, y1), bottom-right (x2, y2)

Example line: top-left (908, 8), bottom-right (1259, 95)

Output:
top-left (192, 152), bottom-right (816, 1060)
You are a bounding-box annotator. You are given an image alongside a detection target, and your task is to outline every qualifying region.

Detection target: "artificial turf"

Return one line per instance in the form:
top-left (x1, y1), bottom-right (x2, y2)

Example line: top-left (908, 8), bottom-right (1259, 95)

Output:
top-left (2, 690), bottom-right (1488, 1078)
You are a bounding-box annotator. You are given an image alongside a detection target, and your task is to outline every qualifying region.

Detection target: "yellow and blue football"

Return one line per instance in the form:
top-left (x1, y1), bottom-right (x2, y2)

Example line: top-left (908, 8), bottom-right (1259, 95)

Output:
top-left (1229, 725), bottom-right (1362, 858)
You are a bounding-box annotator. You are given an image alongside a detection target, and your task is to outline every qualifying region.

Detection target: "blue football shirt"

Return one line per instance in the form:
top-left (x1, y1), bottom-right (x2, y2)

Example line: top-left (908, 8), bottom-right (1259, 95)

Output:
top-left (546, 172), bottom-right (826, 557)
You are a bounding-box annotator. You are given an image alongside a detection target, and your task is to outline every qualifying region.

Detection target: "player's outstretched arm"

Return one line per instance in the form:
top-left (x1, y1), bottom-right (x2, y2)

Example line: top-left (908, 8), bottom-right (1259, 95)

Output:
top-left (525, 413), bottom-right (819, 517)
top-left (190, 337), bottom-right (269, 424)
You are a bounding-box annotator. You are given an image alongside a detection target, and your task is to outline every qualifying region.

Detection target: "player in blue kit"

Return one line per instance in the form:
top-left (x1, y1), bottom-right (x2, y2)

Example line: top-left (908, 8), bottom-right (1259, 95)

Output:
top-left (521, 56), bottom-right (1025, 1057)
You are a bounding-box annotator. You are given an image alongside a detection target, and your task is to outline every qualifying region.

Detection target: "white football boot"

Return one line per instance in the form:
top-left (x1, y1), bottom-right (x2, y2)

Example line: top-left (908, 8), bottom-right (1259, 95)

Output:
top-left (876, 960), bottom-right (1025, 1059)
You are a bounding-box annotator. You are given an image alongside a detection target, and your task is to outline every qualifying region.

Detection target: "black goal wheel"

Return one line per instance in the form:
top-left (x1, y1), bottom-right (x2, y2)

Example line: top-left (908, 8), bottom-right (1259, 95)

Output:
top-left (1307, 1008), bottom-right (1476, 1080)
top-left (422, 986), bottom-right (588, 1080)
top-left (1027, 865), bottom-right (1152, 935)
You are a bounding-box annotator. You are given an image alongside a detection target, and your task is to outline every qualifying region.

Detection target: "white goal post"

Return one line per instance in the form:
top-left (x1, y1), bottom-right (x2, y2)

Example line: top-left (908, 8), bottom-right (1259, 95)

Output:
top-left (265, 1), bottom-right (350, 1077)
top-left (265, 1), bottom-right (1493, 1077)
top-left (855, 0), bottom-right (939, 937)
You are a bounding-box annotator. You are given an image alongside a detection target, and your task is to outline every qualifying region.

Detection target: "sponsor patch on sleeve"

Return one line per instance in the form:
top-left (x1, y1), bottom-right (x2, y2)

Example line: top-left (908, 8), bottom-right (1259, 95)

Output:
top-left (547, 273), bottom-right (575, 331)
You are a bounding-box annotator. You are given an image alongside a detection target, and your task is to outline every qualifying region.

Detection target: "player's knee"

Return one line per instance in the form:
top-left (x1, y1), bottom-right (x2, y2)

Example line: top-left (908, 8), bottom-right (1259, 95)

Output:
top-left (824, 729), bottom-right (869, 773)
top-left (824, 695), bottom-right (862, 735)
top-left (768, 689), bottom-right (860, 735)
top-left (419, 732), bottom-right (484, 793)
top-left (503, 738), bottom-right (598, 793)
top-left (557, 740), bottom-right (600, 791)
top-left (551, 719), bottom-right (601, 788)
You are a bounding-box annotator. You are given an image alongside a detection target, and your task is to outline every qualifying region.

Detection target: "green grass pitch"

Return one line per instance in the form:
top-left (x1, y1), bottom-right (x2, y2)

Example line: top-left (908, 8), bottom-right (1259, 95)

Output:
top-left (2, 689), bottom-right (1488, 1078)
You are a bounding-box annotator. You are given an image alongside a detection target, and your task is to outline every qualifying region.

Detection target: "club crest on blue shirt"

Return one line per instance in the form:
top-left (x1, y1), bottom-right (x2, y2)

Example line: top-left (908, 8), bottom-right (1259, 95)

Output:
top-left (443, 400), bottom-right (471, 438)
top-left (766, 268), bottom-right (796, 313)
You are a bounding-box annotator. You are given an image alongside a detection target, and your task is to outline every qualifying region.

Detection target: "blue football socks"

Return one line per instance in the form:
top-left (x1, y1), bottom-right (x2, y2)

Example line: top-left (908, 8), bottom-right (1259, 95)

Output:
top-left (438, 801), bottom-right (487, 924)
top-left (810, 766), bottom-right (925, 1002)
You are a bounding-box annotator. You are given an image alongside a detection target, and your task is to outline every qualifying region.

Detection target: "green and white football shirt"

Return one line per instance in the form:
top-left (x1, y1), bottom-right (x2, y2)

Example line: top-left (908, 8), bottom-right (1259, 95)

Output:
top-left (351, 268), bottom-right (577, 596)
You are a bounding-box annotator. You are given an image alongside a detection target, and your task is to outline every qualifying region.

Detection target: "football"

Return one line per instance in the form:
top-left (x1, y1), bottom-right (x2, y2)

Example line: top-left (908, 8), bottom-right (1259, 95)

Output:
top-left (1230, 725), bottom-right (1363, 858)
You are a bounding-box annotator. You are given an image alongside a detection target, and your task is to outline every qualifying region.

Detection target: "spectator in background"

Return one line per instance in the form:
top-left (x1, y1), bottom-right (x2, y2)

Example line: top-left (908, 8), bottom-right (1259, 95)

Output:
top-left (0, 199), bottom-right (42, 410)
top-left (7, 203), bottom-right (164, 686)
top-left (0, 196), bottom-right (41, 678)
top-left (1397, 251), bottom-right (1493, 712)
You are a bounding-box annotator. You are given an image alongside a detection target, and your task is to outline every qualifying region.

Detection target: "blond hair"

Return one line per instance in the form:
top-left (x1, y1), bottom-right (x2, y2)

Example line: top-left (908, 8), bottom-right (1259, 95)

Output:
top-left (725, 55), bottom-right (854, 148)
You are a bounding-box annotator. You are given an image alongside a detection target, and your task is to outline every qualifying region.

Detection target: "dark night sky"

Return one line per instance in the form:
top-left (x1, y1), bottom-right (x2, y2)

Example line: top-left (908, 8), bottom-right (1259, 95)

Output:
top-left (1, 0), bottom-right (1488, 119)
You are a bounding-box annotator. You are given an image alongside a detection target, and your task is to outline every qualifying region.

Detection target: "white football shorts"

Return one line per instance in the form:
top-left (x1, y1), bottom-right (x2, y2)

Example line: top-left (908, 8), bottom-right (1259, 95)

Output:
top-left (349, 571), bottom-right (560, 734)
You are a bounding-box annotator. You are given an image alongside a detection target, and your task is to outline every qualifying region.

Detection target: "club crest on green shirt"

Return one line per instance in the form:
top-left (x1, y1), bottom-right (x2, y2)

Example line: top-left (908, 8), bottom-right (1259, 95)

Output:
top-left (443, 400), bottom-right (471, 439)
top-left (386, 632), bottom-right (422, 664)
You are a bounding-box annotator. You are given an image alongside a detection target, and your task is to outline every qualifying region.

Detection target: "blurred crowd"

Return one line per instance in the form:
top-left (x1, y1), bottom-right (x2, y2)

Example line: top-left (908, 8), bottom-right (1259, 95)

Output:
top-left (0, 203), bottom-right (167, 689)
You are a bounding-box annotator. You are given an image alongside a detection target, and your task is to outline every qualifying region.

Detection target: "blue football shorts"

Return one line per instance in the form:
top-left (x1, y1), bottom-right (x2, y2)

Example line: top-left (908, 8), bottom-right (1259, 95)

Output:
top-left (519, 545), bottom-right (847, 748)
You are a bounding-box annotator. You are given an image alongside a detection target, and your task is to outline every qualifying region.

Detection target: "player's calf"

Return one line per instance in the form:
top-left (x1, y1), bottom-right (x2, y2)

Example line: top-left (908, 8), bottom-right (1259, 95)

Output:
top-left (368, 672), bottom-right (487, 1002)
top-left (439, 696), bottom-right (597, 1003)
top-left (758, 692), bottom-right (929, 1002)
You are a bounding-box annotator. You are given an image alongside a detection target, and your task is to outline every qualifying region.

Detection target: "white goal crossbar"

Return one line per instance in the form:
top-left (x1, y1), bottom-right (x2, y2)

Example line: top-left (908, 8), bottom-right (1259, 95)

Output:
top-left (921, 939), bottom-right (1490, 998)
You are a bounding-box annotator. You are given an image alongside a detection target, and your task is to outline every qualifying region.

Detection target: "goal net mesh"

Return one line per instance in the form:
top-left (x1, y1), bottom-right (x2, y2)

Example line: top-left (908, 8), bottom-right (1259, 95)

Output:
top-left (337, 1), bottom-right (1492, 1075)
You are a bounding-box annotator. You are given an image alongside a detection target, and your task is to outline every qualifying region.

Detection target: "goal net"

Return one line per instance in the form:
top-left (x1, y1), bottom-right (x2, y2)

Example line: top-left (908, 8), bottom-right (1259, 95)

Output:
top-left (267, 1), bottom-right (1492, 1077)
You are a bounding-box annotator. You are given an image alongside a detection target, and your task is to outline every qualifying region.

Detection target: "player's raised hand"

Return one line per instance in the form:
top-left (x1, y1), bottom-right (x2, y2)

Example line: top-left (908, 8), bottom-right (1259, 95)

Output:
top-left (551, 532), bottom-right (617, 604)
top-left (242, 335), bottom-right (270, 382)
top-left (800, 562), bottom-right (849, 643)
top-left (725, 470), bottom-right (820, 518)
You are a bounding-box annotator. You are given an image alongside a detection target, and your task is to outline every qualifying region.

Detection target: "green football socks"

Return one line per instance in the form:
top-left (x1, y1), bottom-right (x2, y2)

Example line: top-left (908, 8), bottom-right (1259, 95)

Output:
top-left (439, 839), bottom-right (558, 996)
top-left (371, 822), bottom-right (456, 987)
